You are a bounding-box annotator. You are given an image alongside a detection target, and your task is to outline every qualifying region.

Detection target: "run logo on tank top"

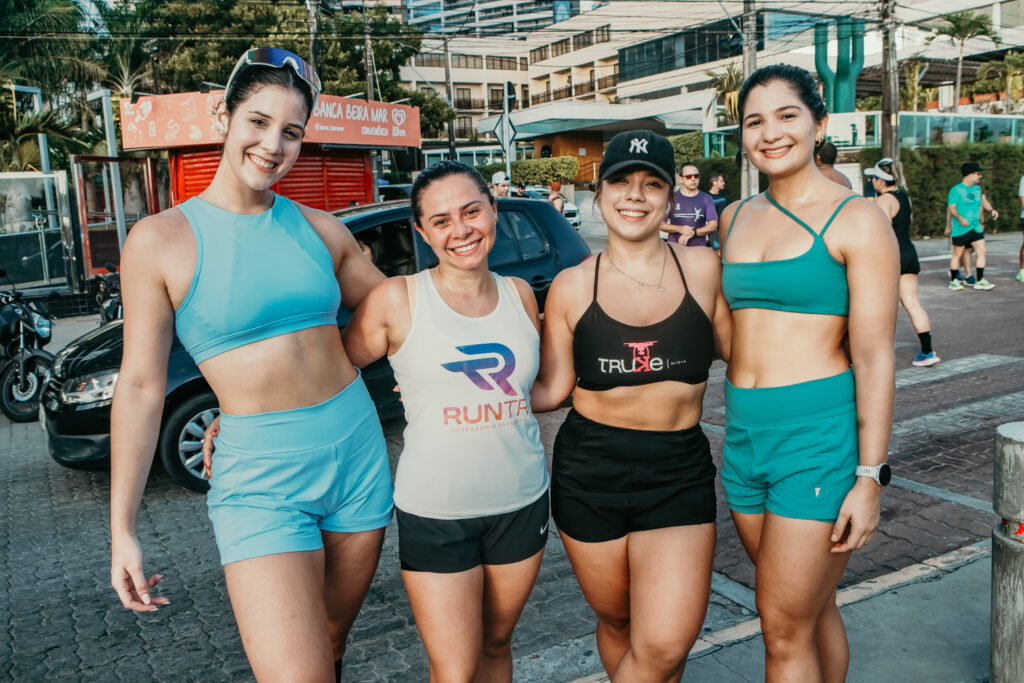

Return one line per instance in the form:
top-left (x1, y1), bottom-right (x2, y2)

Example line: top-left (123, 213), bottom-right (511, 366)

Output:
top-left (440, 342), bottom-right (531, 430)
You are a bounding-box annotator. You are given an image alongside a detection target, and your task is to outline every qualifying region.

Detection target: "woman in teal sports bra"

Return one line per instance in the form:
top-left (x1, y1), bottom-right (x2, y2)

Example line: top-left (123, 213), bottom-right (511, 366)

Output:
top-left (719, 65), bottom-right (899, 682)
top-left (109, 49), bottom-right (392, 681)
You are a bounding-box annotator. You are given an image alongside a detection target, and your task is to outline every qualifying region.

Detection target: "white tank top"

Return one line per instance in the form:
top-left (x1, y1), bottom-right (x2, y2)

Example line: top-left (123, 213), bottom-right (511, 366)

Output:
top-left (389, 269), bottom-right (549, 519)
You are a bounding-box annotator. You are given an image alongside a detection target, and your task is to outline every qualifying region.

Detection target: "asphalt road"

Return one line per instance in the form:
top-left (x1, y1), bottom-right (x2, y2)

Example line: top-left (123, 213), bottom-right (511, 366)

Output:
top-left (1, 231), bottom-right (1021, 681)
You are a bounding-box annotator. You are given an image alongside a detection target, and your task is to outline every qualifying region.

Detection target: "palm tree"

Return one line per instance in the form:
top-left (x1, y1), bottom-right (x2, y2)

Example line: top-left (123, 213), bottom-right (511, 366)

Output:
top-left (705, 63), bottom-right (744, 126)
top-left (929, 11), bottom-right (1001, 112)
top-left (977, 50), bottom-right (1024, 113)
top-left (0, 90), bottom-right (92, 172)
top-left (0, 0), bottom-right (103, 98)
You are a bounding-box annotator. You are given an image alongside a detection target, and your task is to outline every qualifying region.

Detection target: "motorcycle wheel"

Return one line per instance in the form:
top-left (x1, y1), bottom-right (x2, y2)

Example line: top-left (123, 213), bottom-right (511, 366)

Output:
top-left (0, 357), bottom-right (49, 423)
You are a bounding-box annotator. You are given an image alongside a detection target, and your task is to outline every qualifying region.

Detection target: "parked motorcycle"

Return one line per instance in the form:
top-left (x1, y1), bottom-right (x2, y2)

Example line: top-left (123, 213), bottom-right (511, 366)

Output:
top-left (95, 262), bottom-right (122, 325)
top-left (0, 268), bottom-right (54, 422)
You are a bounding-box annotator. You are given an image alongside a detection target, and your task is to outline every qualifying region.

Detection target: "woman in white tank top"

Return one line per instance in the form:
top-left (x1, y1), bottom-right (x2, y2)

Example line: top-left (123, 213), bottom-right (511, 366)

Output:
top-left (343, 161), bottom-right (549, 682)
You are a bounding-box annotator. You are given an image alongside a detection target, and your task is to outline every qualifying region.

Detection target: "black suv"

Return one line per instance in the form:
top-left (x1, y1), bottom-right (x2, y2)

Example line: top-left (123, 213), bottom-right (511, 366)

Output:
top-left (41, 197), bottom-right (589, 492)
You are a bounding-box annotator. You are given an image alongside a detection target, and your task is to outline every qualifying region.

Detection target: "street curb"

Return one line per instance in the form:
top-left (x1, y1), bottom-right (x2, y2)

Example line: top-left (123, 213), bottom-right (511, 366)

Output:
top-left (566, 539), bottom-right (992, 683)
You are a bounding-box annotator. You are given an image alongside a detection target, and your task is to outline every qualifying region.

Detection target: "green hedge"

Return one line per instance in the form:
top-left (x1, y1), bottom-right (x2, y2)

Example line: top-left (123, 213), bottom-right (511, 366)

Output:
top-left (475, 156), bottom-right (579, 186)
top-left (859, 144), bottom-right (1023, 238)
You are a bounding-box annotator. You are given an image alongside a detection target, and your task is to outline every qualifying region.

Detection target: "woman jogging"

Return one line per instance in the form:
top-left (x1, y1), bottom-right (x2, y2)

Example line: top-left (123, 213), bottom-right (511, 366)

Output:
top-left (109, 48), bottom-right (393, 681)
top-left (531, 129), bottom-right (732, 681)
top-left (719, 64), bottom-right (897, 682)
top-left (342, 161), bottom-right (549, 683)
top-left (865, 158), bottom-right (940, 367)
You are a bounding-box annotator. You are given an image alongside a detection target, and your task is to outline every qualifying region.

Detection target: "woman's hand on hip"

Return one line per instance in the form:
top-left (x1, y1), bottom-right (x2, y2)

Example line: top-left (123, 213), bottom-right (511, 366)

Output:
top-left (202, 415), bottom-right (220, 478)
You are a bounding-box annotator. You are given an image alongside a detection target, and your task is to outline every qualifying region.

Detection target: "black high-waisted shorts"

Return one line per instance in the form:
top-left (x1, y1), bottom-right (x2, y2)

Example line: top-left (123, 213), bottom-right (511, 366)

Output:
top-left (552, 409), bottom-right (717, 543)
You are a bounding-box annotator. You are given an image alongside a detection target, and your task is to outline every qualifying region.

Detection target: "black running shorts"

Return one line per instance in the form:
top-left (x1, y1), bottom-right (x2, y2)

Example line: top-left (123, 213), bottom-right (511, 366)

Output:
top-left (552, 409), bottom-right (716, 543)
top-left (899, 243), bottom-right (921, 275)
top-left (396, 491), bottom-right (549, 573)
top-left (952, 230), bottom-right (984, 247)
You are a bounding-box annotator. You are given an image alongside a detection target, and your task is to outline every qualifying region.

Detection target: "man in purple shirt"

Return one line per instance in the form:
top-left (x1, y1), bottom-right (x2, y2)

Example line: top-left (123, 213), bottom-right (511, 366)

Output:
top-left (661, 162), bottom-right (718, 246)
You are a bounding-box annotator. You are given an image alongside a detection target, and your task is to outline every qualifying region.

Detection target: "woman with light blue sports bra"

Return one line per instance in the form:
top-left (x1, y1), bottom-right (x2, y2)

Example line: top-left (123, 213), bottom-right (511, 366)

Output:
top-left (718, 65), bottom-right (899, 682)
top-left (109, 49), bottom-right (392, 681)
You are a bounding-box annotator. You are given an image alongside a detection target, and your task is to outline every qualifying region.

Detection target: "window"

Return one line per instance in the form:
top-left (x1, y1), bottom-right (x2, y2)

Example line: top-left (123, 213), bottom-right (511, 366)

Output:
top-left (501, 211), bottom-right (548, 260)
top-left (530, 45), bottom-right (549, 63)
top-left (617, 16), bottom-right (745, 82)
top-left (552, 39), bottom-right (570, 57)
top-left (451, 54), bottom-right (483, 69)
top-left (415, 52), bottom-right (445, 67)
top-left (573, 31), bottom-right (594, 51)
top-left (486, 56), bottom-right (518, 70)
top-left (487, 218), bottom-right (520, 267)
top-left (595, 24), bottom-right (610, 43)
top-left (520, 57), bottom-right (529, 70)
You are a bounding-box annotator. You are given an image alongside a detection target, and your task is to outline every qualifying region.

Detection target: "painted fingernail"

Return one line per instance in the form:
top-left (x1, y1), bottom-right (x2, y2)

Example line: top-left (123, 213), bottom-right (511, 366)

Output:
top-left (142, 594), bottom-right (150, 605)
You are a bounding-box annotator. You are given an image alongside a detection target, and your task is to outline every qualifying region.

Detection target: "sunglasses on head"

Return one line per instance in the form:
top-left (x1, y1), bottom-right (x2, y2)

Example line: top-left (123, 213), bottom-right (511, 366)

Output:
top-left (227, 47), bottom-right (322, 105)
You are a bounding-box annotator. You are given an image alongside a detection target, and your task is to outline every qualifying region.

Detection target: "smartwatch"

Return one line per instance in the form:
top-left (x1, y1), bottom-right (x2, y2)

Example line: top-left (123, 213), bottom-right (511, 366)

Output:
top-left (856, 463), bottom-right (892, 487)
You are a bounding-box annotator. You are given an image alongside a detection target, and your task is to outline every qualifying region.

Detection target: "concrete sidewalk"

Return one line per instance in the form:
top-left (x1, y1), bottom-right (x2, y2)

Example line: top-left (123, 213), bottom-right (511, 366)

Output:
top-left (563, 541), bottom-right (992, 683)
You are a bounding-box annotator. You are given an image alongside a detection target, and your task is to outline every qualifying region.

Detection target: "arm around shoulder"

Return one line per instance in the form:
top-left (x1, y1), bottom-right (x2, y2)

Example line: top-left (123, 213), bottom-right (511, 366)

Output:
top-left (531, 267), bottom-right (583, 412)
top-left (297, 205), bottom-right (386, 310)
top-left (342, 275), bottom-right (410, 367)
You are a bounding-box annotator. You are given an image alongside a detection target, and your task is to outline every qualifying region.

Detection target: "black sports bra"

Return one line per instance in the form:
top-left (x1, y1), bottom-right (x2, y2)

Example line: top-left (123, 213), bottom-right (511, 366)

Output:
top-left (573, 247), bottom-right (714, 391)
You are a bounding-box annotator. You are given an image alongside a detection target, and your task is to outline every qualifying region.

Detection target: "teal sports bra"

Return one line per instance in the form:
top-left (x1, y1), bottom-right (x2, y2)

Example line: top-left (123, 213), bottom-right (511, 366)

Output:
top-left (721, 193), bottom-right (854, 316)
top-left (174, 194), bottom-right (341, 364)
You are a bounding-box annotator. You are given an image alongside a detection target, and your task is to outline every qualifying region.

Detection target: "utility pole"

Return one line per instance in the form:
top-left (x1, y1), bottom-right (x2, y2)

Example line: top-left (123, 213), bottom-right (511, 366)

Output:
top-left (306, 0), bottom-right (319, 73)
top-left (741, 0), bottom-right (758, 198)
top-left (880, 0), bottom-right (902, 181)
top-left (362, 0), bottom-right (379, 196)
top-left (443, 38), bottom-right (458, 160)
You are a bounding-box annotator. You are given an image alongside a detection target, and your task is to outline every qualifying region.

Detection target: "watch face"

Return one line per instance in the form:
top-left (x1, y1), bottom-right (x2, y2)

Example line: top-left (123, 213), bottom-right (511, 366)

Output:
top-left (878, 463), bottom-right (892, 486)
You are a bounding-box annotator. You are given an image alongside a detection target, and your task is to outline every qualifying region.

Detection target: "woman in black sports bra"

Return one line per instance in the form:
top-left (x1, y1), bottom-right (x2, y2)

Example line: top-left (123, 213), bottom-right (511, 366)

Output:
top-left (531, 130), bottom-right (731, 681)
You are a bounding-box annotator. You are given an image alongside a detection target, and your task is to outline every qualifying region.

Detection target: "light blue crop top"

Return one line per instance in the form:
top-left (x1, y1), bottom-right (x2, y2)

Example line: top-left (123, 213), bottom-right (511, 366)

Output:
top-left (721, 193), bottom-right (853, 316)
top-left (174, 194), bottom-right (341, 364)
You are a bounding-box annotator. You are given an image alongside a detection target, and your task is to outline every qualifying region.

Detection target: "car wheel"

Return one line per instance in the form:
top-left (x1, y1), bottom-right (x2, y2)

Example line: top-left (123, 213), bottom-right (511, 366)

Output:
top-left (159, 391), bottom-right (218, 493)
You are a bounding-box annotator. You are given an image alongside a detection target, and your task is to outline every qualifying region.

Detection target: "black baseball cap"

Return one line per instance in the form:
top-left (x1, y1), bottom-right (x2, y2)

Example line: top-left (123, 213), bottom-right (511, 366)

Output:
top-left (961, 162), bottom-right (982, 176)
top-left (598, 130), bottom-right (675, 186)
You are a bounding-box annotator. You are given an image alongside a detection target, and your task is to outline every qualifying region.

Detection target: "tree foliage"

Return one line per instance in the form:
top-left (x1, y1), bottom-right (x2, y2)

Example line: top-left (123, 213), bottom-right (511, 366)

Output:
top-left (977, 50), bottom-right (1024, 112)
top-left (860, 143), bottom-right (1021, 237)
top-left (0, 0), bottom-right (102, 97)
top-left (704, 63), bottom-right (743, 126)
top-left (929, 11), bottom-right (1000, 112)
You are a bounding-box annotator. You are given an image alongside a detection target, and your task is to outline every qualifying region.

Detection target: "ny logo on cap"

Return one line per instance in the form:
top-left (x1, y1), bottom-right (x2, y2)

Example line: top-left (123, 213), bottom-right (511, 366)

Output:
top-left (629, 138), bottom-right (649, 154)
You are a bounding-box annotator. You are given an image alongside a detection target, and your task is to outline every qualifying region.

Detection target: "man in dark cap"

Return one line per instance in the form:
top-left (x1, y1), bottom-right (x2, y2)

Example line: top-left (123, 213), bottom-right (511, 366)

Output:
top-left (946, 162), bottom-right (994, 290)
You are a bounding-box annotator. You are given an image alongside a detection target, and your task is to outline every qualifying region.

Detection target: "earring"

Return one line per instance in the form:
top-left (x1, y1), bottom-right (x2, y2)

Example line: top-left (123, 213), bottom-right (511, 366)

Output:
top-left (815, 135), bottom-right (824, 145)
top-left (214, 124), bottom-right (226, 136)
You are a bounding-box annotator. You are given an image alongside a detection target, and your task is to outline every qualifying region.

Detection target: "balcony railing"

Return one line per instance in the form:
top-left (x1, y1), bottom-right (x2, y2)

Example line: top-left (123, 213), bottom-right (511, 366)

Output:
top-left (597, 73), bottom-right (618, 90)
top-left (575, 80), bottom-right (596, 96)
top-left (551, 86), bottom-right (573, 101)
top-left (454, 98), bottom-right (485, 110)
top-left (531, 92), bottom-right (552, 106)
top-left (454, 123), bottom-right (476, 138)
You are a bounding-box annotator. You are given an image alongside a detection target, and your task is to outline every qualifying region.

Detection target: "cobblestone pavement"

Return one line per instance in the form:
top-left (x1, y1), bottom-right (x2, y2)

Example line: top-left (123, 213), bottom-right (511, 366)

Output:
top-left (1, 232), bottom-right (1021, 681)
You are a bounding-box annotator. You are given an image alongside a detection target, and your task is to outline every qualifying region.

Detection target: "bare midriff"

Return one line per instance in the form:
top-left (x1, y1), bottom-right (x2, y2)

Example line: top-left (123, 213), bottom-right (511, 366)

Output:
top-left (573, 380), bottom-right (707, 432)
top-left (728, 308), bottom-right (849, 389)
top-left (197, 325), bottom-right (358, 415)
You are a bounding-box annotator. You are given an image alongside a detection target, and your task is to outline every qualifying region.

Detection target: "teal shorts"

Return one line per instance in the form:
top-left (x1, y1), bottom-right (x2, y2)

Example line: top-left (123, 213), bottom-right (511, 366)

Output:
top-left (207, 372), bottom-right (395, 565)
top-left (722, 370), bottom-right (858, 522)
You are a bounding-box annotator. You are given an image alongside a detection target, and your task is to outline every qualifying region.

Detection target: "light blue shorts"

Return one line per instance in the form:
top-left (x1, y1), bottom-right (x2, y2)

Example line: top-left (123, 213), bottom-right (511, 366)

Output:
top-left (207, 373), bottom-right (394, 565)
top-left (722, 370), bottom-right (858, 522)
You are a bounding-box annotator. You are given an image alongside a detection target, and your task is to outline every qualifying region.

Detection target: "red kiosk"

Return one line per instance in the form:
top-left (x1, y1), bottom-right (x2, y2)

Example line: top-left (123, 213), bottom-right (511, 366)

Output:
top-left (119, 91), bottom-right (421, 209)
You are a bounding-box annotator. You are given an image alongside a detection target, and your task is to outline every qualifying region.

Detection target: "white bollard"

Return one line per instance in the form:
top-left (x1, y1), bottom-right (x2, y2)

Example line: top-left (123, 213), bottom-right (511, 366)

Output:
top-left (992, 422), bottom-right (1024, 683)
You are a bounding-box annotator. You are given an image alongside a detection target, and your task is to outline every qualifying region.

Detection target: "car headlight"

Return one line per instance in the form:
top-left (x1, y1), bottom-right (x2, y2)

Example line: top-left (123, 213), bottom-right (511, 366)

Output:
top-left (31, 311), bottom-right (51, 338)
top-left (61, 370), bottom-right (118, 405)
